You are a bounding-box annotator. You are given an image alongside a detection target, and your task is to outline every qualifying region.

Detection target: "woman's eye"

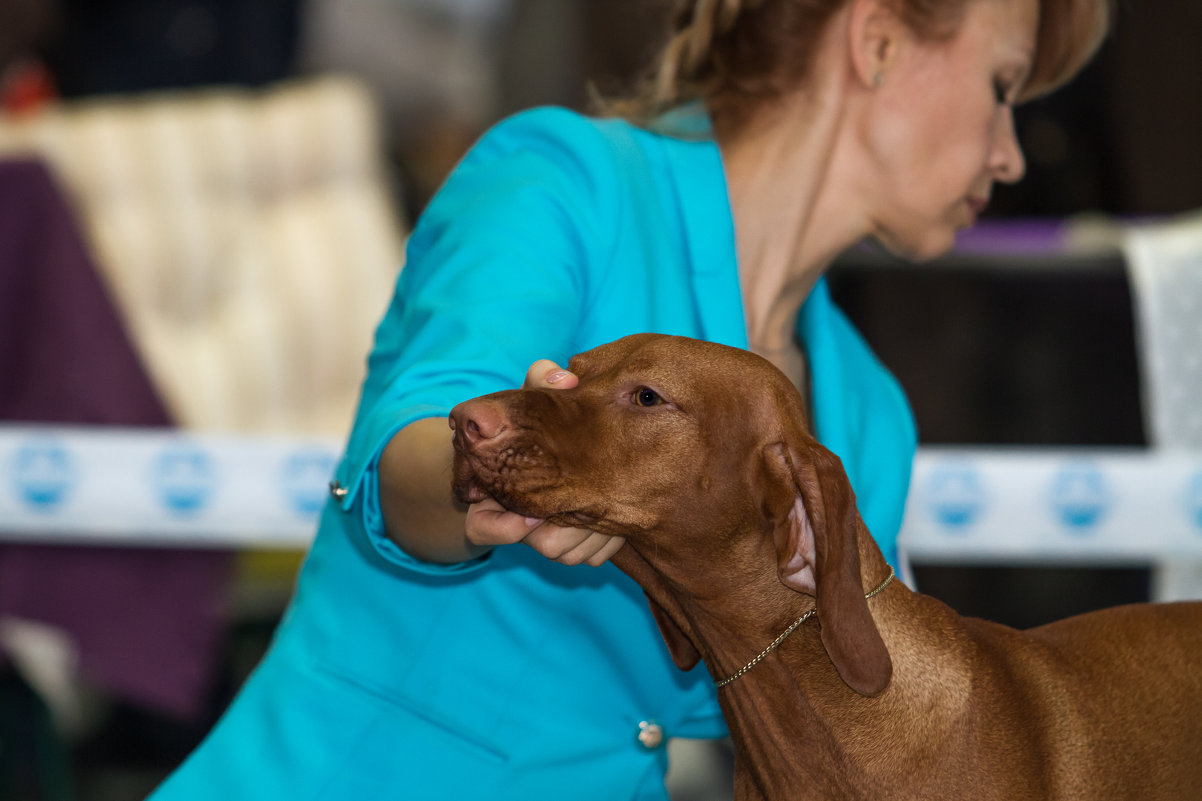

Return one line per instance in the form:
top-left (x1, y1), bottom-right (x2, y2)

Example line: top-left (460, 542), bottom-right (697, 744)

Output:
top-left (993, 78), bottom-right (1012, 106)
top-left (634, 388), bottom-right (662, 407)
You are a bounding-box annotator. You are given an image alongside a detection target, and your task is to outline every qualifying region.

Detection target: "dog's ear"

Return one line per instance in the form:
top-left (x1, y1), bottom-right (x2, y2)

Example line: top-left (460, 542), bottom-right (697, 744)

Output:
top-left (762, 441), bottom-right (892, 697)
top-left (760, 443), bottom-right (818, 594)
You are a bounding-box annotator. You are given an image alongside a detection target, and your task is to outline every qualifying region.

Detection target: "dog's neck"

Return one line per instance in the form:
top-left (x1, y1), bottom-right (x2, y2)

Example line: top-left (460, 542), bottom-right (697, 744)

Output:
top-left (614, 524), bottom-right (922, 801)
top-left (721, 655), bottom-right (875, 800)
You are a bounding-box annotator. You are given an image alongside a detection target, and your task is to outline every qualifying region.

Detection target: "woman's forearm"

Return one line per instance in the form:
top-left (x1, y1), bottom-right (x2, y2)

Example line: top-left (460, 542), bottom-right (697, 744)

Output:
top-left (378, 417), bottom-right (489, 564)
top-left (376, 364), bottom-right (621, 568)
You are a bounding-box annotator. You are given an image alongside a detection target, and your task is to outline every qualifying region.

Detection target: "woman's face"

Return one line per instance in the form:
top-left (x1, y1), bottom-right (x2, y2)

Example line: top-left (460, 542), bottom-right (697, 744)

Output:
top-left (866, 0), bottom-right (1039, 260)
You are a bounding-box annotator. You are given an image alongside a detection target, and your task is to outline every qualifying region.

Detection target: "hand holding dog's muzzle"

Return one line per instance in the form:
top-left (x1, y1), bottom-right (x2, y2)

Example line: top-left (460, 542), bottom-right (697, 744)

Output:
top-left (455, 359), bottom-right (626, 567)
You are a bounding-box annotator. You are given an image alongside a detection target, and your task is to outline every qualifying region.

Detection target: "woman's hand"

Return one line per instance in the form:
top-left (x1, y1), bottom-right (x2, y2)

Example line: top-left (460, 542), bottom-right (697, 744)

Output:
top-left (463, 359), bottom-right (627, 567)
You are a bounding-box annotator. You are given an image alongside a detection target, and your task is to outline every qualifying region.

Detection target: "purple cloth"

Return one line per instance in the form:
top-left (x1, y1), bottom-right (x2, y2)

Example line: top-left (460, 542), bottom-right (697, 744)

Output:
top-left (0, 158), bottom-right (231, 720)
top-left (953, 219), bottom-right (1069, 256)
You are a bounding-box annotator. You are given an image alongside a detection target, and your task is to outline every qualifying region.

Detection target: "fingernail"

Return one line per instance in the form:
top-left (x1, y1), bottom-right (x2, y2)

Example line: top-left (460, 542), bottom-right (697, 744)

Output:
top-left (545, 371), bottom-right (568, 384)
top-left (525, 516), bottom-right (543, 527)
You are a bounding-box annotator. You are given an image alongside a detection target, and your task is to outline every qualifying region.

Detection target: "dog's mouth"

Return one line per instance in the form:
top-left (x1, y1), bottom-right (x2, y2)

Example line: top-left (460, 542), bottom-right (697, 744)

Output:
top-left (450, 474), bottom-right (489, 506)
top-left (450, 448), bottom-right (510, 506)
top-left (450, 434), bottom-right (558, 516)
top-left (450, 444), bottom-right (615, 532)
top-left (450, 467), bottom-right (535, 514)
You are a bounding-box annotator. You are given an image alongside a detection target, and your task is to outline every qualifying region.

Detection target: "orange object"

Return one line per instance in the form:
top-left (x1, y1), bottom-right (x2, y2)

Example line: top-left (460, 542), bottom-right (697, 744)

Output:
top-left (2, 58), bottom-right (57, 114)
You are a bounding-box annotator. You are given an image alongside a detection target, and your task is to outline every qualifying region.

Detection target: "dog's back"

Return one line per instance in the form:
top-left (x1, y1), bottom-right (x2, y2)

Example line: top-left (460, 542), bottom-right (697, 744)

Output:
top-left (951, 600), bottom-right (1202, 798)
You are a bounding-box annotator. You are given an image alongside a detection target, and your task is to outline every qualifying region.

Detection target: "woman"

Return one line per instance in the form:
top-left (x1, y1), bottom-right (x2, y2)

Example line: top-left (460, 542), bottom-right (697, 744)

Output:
top-left (150, 0), bottom-right (1108, 798)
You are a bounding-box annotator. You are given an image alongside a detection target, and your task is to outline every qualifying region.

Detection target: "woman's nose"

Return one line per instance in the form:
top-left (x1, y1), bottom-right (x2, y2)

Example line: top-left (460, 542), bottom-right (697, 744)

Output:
top-left (991, 107), bottom-right (1027, 185)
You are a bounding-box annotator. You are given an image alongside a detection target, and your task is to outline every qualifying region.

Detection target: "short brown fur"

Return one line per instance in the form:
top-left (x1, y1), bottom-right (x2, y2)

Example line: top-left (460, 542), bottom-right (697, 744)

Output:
top-left (451, 333), bottom-right (1202, 800)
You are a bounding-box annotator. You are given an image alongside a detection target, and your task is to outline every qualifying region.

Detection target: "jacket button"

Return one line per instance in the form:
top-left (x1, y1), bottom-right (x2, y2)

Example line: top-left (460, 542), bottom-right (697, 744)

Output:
top-left (328, 480), bottom-right (349, 500)
top-left (637, 720), bottom-right (664, 750)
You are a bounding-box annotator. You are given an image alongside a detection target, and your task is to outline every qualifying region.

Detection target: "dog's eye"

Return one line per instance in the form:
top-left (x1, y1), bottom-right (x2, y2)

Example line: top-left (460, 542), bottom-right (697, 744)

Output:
top-left (633, 387), bottom-right (663, 407)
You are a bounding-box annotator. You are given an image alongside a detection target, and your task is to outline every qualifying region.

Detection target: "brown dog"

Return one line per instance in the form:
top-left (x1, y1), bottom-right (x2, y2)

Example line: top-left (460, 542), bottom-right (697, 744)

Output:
top-left (450, 333), bottom-right (1202, 800)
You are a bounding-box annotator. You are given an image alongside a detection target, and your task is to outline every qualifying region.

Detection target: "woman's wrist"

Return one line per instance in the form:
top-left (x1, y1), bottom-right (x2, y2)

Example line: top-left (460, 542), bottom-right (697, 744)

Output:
top-left (378, 417), bottom-right (487, 564)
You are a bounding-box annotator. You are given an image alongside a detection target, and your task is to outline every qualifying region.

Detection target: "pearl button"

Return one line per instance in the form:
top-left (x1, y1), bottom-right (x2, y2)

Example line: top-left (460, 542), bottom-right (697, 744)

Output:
top-left (637, 720), bottom-right (664, 750)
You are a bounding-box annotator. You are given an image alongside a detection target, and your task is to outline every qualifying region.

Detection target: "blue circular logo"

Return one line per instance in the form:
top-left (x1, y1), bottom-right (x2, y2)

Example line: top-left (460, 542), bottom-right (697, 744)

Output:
top-left (926, 464), bottom-right (986, 530)
top-left (281, 450), bottom-right (337, 517)
top-left (152, 445), bottom-right (216, 514)
top-left (1187, 470), bottom-right (1202, 531)
top-left (1051, 462), bottom-right (1110, 531)
top-left (12, 438), bottom-right (75, 511)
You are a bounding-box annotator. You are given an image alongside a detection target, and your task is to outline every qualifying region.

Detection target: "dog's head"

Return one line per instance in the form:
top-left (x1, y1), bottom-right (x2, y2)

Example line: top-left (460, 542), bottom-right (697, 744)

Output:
top-left (450, 333), bottom-right (891, 696)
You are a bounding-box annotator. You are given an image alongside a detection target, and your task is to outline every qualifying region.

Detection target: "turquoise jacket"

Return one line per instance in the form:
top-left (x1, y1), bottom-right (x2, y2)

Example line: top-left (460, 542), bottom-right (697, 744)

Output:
top-left (149, 107), bottom-right (916, 800)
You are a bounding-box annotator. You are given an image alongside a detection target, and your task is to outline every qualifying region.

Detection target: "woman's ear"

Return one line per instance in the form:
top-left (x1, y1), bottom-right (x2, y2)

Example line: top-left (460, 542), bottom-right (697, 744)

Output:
top-left (846, 0), bottom-right (904, 89)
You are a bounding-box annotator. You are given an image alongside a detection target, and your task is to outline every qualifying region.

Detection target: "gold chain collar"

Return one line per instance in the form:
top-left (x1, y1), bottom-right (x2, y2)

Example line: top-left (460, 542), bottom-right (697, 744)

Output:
top-left (713, 566), bottom-right (896, 689)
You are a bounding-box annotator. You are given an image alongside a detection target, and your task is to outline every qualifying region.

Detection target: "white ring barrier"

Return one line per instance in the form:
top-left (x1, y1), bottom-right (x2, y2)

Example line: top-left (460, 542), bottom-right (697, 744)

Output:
top-left (902, 448), bottom-right (1202, 564)
top-left (3, 426), bottom-right (1202, 563)
top-left (0, 424), bottom-right (340, 548)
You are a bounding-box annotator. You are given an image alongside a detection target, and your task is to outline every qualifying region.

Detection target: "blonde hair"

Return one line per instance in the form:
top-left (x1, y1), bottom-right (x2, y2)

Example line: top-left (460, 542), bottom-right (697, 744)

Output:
top-left (1023, 0), bottom-right (1111, 100)
top-left (607, 0), bottom-right (1111, 133)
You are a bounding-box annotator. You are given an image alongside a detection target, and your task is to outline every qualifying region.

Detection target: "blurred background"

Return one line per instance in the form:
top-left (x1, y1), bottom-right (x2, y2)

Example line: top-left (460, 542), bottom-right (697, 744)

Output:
top-left (1, 0), bottom-right (1201, 799)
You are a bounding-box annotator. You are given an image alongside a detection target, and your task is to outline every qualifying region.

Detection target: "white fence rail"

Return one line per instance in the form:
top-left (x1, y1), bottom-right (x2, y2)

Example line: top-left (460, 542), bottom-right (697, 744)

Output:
top-left (0, 424), bottom-right (340, 548)
top-left (903, 448), bottom-right (1202, 564)
top-left (2, 426), bottom-right (1202, 566)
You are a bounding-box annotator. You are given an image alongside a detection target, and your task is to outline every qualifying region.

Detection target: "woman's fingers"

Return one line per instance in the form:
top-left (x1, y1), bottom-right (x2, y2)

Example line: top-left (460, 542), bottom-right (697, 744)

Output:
top-left (523, 359), bottom-right (579, 390)
top-left (524, 523), bottom-right (625, 567)
top-left (464, 498), bottom-right (541, 547)
top-left (582, 535), bottom-right (627, 567)
top-left (468, 502), bottom-right (623, 567)
top-left (466, 358), bottom-right (624, 566)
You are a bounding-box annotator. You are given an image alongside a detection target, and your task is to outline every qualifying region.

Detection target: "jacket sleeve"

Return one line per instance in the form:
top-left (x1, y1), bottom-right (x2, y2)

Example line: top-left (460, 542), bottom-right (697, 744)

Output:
top-left (328, 107), bottom-right (624, 575)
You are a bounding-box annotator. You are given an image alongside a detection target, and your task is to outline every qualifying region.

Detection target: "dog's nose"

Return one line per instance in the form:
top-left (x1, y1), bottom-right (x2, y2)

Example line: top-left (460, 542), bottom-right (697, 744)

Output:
top-left (449, 399), bottom-right (509, 446)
